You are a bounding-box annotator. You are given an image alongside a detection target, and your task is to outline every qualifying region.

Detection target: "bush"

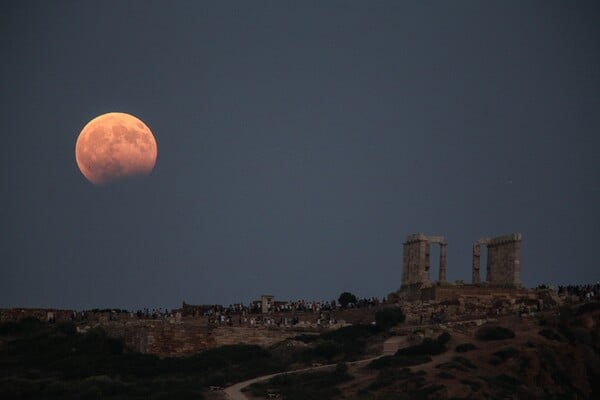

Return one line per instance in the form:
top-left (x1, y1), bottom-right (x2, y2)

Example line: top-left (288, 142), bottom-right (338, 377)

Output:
top-left (576, 301), bottom-right (600, 315)
top-left (368, 368), bottom-right (413, 390)
top-left (247, 369), bottom-right (352, 400)
top-left (314, 340), bottom-right (342, 360)
top-left (437, 332), bottom-right (451, 344)
top-left (475, 326), bottom-right (515, 341)
top-left (338, 292), bottom-right (358, 308)
top-left (335, 362), bottom-right (348, 375)
top-left (0, 317), bottom-right (45, 336)
top-left (436, 356), bottom-right (475, 372)
top-left (455, 343), bottom-right (477, 353)
top-left (369, 355), bottom-right (432, 369)
top-left (57, 322), bottom-right (77, 336)
top-left (453, 356), bottom-right (476, 370)
top-left (460, 379), bottom-right (481, 391)
top-left (482, 374), bottom-right (522, 389)
top-left (375, 307), bottom-right (406, 330)
top-left (313, 324), bottom-right (380, 360)
top-left (396, 337), bottom-right (446, 356)
top-left (491, 347), bottom-right (520, 364)
top-left (539, 329), bottom-right (564, 342)
top-left (0, 322), bottom-right (20, 335)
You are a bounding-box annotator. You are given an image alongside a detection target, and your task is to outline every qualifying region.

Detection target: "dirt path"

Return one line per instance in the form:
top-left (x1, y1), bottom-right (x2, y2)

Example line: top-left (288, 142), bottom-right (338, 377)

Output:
top-left (222, 322), bottom-right (486, 400)
top-left (222, 355), bottom-right (383, 400)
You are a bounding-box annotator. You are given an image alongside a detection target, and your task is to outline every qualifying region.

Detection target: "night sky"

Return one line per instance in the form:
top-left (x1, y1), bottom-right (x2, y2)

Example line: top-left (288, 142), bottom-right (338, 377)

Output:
top-left (1, 1), bottom-right (599, 311)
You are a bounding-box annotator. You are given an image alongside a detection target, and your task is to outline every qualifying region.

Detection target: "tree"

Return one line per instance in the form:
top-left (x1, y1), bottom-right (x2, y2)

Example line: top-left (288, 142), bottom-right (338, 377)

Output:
top-left (375, 306), bottom-right (406, 330)
top-left (338, 292), bottom-right (358, 308)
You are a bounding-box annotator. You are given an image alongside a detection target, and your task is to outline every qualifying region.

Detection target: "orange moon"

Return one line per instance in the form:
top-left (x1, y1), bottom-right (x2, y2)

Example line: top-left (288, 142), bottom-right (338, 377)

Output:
top-left (75, 112), bottom-right (157, 186)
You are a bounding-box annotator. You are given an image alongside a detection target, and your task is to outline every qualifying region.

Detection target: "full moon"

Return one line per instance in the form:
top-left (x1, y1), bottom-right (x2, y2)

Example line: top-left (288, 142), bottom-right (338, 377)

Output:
top-left (75, 112), bottom-right (157, 186)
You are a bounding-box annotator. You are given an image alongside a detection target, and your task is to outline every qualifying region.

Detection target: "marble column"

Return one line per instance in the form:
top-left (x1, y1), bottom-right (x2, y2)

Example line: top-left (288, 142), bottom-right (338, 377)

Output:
top-left (438, 243), bottom-right (447, 283)
top-left (472, 243), bottom-right (481, 284)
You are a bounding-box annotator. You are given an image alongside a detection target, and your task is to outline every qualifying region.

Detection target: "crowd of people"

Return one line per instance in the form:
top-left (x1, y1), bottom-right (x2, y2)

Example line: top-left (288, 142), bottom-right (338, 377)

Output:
top-left (556, 283), bottom-right (600, 302)
top-left (199, 296), bottom-right (387, 317)
top-left (536, 283), bottom-right (600, 303)
top-left (198, 296), bottom-right (386, 327)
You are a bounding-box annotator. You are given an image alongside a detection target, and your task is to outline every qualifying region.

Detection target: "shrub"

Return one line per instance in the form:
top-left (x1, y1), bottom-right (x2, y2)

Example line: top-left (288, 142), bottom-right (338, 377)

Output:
top-left (396, 337), bottom-right (446, 356)
top-left (412, 384), bottom-right (445, 398)
top-left (489, 355), bottom-right (503, 366)
top-left (455, 343), bottom-right (477, 353)
top-left (436, 356), bottom-right (475, 372)
top-left (453, 356), bottom-right (476, 370)
top-left (56, 322), bottom-right (77, 336)
top-left (460, 379), bottom-right (481, 391)
top-left (369, 355), bottom-right (432, 369)
top-left (0, 322), bottom-right (20, 335)
top-left (492, 374), bottom-right (522, 387)
top-left (335, 362), bottom-right (348, 375)
top-left (292, 334), bottom-right (319, 343)
top-left (576, 301), bottom-right (600, 315)
top-left (475, 326), bottom-right (515, 341)
top-left (338, 292), bottom-right (358, 308)
top-left (79, 375), bottom-right (126, 396)
top-left (437, 332), bottom-right (451, 344)
top-left (539, 329), bottom-right (564, 342)
top-left (314, 340), bottom-right (341, 360)
top-left (0, 317), bottom-right (45, 336)
top-left (375, 307), bottom-right (406, 330)
top-left (248, 369), bottom-right (351, 400)
top-left (314, 324), bottom-right (380, 360)
top-left (368, 368), bottom-right (414, 390)
top-left (492, 347), bottom-right (520, 363)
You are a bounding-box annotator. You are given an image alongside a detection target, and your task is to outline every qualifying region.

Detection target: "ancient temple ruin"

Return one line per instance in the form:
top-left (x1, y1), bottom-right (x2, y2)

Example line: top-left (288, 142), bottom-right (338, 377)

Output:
top-left (472, 233), bottom-right (522, 288)
top-left (401, 233), bottom-right (447, 288)
top-left (399, 232), bottom-right (522, 300)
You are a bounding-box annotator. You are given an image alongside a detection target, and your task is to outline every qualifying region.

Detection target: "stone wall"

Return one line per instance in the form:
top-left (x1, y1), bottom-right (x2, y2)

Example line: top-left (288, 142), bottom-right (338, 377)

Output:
top-left (486, 233), bottom-right (521, 287)
top-left (402, 233), bottom-right (430, 286)
top-left (212, 326), bottom-right (301, 348)
top-left (98, 320), bottom-right (316, 357)
top-left (420, 285), bottom-right (534, 302)
top-left (0, 308), bottom-right (73, 323)
top-left (400, 287), bottom-right (549, 325)
top-left (90, 306), bottom-right (382, 357)
top-left (401, 233), bottom-right (447, 288)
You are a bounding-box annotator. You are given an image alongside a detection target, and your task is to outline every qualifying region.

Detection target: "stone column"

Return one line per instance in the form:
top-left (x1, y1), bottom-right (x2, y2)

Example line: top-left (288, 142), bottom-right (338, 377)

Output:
top-left (420, 240), bottom-right (430, 284)
top-left (439, 243), bottom-right (447, 283)
top-left (513, 239), bottom-right (521, 287)
top-left (472, 243), bottom-right (480, 284)
top-left (401, 242), bottom-right (409, 286)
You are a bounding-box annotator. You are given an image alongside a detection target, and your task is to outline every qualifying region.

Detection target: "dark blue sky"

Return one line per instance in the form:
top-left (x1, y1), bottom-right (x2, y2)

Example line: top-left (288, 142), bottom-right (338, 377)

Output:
top-left (1, 1), bottom-right (599, 310)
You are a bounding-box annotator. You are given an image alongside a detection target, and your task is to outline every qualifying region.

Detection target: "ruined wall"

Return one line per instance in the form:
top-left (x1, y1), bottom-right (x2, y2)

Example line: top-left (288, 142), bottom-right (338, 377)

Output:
top-left (99, 320), bottom-right (301, 357)
top-left (402, 234), bottom-right (431, 287)
top-left (0, 308), bottom-right (73, 323)
top-left (420, 285), bottom-right (533, 303)
top-left (486, 233), bottom-right (522, 287)
top-left (212, 326), bottom-right (299, 348)
top-left (401, 286), bottom-right (544, 325)
top-left (96, 307), bottom-right (380, 357)
top-left (471, 238), bottom-right (490, 284)
top-left (401, 233), bottom-right (448, 294)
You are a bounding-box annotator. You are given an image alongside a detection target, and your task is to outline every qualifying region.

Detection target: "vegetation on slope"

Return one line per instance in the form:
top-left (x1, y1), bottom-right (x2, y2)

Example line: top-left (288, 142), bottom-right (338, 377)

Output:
top-left (0, 318), bottom-right (288, 399)
top-left (0, 318), bottom-right (389, 399)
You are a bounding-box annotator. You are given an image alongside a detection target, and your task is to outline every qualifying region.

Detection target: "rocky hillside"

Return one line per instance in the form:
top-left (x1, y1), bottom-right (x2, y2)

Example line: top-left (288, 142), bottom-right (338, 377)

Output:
top-left (246, 302), bottom-right (600, 400)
